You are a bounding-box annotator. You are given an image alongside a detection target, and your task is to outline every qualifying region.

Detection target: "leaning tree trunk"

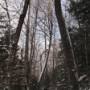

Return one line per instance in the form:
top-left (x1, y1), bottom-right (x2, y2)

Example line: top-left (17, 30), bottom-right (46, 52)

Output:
top-left (54, 0), bottom-right (79, 90)
top-left (12, 0), bottom-right (30, 56)
top-left (10, 0), bottom-right (30, 89)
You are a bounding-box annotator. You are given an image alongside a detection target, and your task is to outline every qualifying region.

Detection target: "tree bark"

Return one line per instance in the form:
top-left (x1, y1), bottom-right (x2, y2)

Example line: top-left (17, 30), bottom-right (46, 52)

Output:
top-left (12, 0), bottom-right (30, 56)
top-left (25, 3), bottom-right (31, 88)
top-left (54, 0), bottom-right (79, 90)
top-left (10, 0), bottom-right (30, 88)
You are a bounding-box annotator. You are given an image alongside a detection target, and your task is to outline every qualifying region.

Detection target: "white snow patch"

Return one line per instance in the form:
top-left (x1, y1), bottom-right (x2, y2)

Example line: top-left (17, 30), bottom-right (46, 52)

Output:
top-left (78, 75), bottom-right (87, 82)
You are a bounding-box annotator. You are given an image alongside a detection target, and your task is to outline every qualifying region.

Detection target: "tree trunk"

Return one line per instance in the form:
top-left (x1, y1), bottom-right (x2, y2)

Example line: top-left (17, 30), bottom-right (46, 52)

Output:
top-left (10, 0), bottom-right (30, 88)
top-left (54, 0), bottom-right (79, 90)
top-left (12, 0), bottom-right (30, 56)
top-left (25, 3), bottom-right (31, 89)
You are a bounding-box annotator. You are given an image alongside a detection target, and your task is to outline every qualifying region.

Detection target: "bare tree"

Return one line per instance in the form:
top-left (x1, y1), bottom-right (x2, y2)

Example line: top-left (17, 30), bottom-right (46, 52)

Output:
top-left (12, 0), bottom-right (30, 57)
top-left (38, 4), bottom-right (53, 82)
top-left (54, 0), bottom-right (79, 90)
top-left (9, 0), bottom-right (30, 89)
top-left (25, 1), bottom-right (31, 89)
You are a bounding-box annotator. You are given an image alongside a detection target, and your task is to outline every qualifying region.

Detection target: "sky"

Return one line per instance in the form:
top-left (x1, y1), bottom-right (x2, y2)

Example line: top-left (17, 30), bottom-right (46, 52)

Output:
top-left (0, 0), bottom-right (68, 48)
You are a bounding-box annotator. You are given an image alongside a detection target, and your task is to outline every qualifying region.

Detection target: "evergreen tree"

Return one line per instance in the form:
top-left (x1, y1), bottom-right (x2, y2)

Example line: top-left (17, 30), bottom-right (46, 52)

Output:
top-left (0, 13), bottom-right (10, 86)
top-left (68, 0), bottom-right (90, 89)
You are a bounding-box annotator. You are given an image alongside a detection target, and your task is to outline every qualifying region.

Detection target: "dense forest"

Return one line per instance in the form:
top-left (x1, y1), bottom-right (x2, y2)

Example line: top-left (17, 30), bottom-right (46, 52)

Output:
top-left (0, 0), bottom-right (90, 90)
